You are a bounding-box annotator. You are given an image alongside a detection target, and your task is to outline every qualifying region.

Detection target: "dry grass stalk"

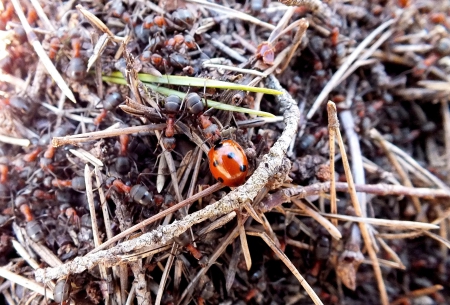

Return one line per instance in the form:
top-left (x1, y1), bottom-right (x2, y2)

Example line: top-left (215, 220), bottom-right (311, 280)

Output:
top-left (10, 0), bottom-right (76, 103)
top-left (307, 19), bottom-right (394, 119)
top-left (0, 266), bottom-right (54, 299)
top-left (247, 231), bottom-right (323, 305)
top-left (371, 129), bottom-right (422, 213)
top-left (328, 101), bottom-right (388, 305)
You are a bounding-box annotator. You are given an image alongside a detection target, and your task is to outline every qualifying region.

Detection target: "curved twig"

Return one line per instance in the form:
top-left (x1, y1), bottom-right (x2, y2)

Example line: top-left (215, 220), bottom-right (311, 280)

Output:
top-left (35, 75), bottom-right (300, 282)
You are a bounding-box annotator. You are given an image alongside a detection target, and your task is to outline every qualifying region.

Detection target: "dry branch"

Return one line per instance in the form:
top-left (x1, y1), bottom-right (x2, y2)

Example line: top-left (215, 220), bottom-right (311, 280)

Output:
top-left (35, 75), bottom-right (299, 282)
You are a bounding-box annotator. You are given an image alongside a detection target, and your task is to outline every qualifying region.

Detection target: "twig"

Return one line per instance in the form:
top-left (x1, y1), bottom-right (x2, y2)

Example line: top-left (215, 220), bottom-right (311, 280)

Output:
top-left (179, 225), bottom-right (241, 305)
top-left (0, 134), bottom-right (30, 147)
top-left (0, 266), bottom-right (53, 299)
top-left (203, 63), bottom-right (266, 76)
top-left (422, 230), bottom-right (450, 249)
top-left (371, 129), bottom-right (422, 213)
top-left (370, 129), bottom-right (450, 191)
top-left (339, 77), bottom-right (367, 214)
top-left (259, 182), bottom-right (450, 213)
top-left (209, 37), bottom-right (248, 63)
top-left (280, 0), bottom-right (329, 17)
top-left (307, 19), bottom-right (394, 119)
top-left (88, 183), bottom-right (224, 254)
top-left (85, 165), bottom-right (108, 278)
top-left (292, 199), bottom-right (341, 239)
top-left (442, 100), bottom-right (450, 185)
top-left (11, 240), bottom-right (40, 270)
top-left (321, 214), bottom-right (438, 230)
top-left (186, 0), bottom-right (275, 30)
top-left (52, 124), bottom-right (166, 147)
top-left (155, 244), bottom-right (177, 305)
top-left (10, 0), bottom-right (76, 103)
top-left (247, 231), bottom-right (323, 305)
top-left (35, 75), bottom-right (300, 290)
top-left (329, 102), bottom-right (389, 305)
top-left (29, 0), bottom-right (55, 31)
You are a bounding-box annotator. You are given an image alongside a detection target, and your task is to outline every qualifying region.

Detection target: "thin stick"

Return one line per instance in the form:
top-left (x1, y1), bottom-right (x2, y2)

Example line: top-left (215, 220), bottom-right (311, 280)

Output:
top-left (292, 199), bottom-right (342, 239)
top-left (321, 213), bottom-right (438, 230)
top-left (52, 124), bottom-right (165, 147)
top-left (88, 183), bottom-right (224, 254)
top-left (329, 102), bottom-right (389, 305)
top-left (307, 19), bottom-right (394, 119)
top-left (339, 77), bottom-right (367, 214)
top-left (0, 134), bottom-right (30, 147)
top-left (29, 0), bottom-right (55, 31)
top-left (186, 0), bottom-right (275, 30)
top-left (238, 213), bottom-right (252, 270)
top-left (10, 0), bottom-right (76, 103)
top-left (0, 266), bottom-right (53, 299)
top-left (247, 231), bottom-right (323, 305)
top-left (327, 103), bottom-right (337, 226)
top-left (371, 129), bottom-right (422, 213)
top-left (12, 240), bottom-right (40, 270)
top-left (370, 129), bottom-right (450, 191)
top-left (203, 64), bottom-right (266, 76)
top-left (441, 100), bottom-right (450, 185)
top-left (85, 165), bottom-right (108, 281)
top-left (155, 244), bottom-right (177, 305)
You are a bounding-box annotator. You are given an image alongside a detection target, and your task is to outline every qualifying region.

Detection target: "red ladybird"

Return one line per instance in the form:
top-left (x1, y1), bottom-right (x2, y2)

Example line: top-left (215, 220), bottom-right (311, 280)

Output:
top-left (208, 140), bottom-right (248, 187)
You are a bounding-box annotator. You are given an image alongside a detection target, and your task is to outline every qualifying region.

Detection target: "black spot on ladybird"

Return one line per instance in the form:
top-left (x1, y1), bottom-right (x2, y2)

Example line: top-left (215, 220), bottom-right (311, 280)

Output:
top-left (218, 177), bottom-right (224, 183)
top-left (213, 160), bottom-right (219, 167)
top-left (240, 165), bottom-right (247, 172)
top-left (214, 143), bottom-right (223, 150)
top-left (227, 152), bottom-right (235, 159)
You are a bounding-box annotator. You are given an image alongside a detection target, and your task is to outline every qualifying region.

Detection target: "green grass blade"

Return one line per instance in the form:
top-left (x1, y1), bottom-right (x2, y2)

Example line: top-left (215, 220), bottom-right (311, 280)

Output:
top-left (108, 71), bottom-right (283, 95)
top-left (102, 76), bottom-right (276, 118)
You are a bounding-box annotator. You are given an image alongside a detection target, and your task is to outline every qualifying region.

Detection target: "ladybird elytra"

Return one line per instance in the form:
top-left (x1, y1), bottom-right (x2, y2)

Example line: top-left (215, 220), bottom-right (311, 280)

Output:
top-left (208, 140), bottom-right (249, 187)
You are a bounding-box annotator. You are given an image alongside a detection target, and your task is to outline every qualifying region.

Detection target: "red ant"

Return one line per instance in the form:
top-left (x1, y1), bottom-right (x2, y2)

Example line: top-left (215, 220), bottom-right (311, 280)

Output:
top-left (93, 92), bottom-right (124, 125)
top-left (0, 164), bottom-right (8, 184)
top-left (161, 95), bottom-right (182, 151)
top-left (26, 8), bottom-right (38, 25)
top-left (40, 144), bottom-right (56, 171)
top-left (59, 203), bottom-right (80, 227)
top-left (185, 92), bottom-right (221, 143)
top-left (23, 147), bottom-right (42, 162)
top-left (48, 37), bottom-right (61, 61)
top-left (0, 3), bottom-right (14, 29)
top-left (174, 230), bottom-right (203, 260)
top-left (115, 134), bottom-right (131, 175)
top-left (33, 189), bottom-right (55, 201)
top-left (66, 37), bottom-right (86, 81)
top-left (106, 178), bottom-right (131, 195)
top-left (412, 52), bottom-right (440, 77)
top-left (15, 195), bottom-right (34, 222)
top-left (51, 176), bottom-right (86, 191)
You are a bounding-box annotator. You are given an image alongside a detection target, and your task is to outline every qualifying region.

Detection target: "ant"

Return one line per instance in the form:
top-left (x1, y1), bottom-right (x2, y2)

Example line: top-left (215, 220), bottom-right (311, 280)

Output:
top-left (51, 176), bottom-right (86, 191)
top-left (93, 92), bottom-right (124, 125)
top-left (59, 203), bottom-right (80, 227)
top-left (115, 134), bottom-right (131, 175)
top-left (15, 195), bottom-right (34, 222)
top-left (66, 37), bottom-right (86, 81)
top-left (174, 230), bottom-right (203, 260)
top-left (40, 144), bottom-right (56, 171)
top-left (161, 95), bottom-right (182, 151)
top-left (185, 92), bottom-right (221, 143)
top-left (48, 37), bottom-right (61, 61)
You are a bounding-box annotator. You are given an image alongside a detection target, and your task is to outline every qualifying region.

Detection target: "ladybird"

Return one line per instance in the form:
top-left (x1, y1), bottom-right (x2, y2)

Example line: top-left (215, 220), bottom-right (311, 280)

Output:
top-left (208, 140), bottom-right (249, 187)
